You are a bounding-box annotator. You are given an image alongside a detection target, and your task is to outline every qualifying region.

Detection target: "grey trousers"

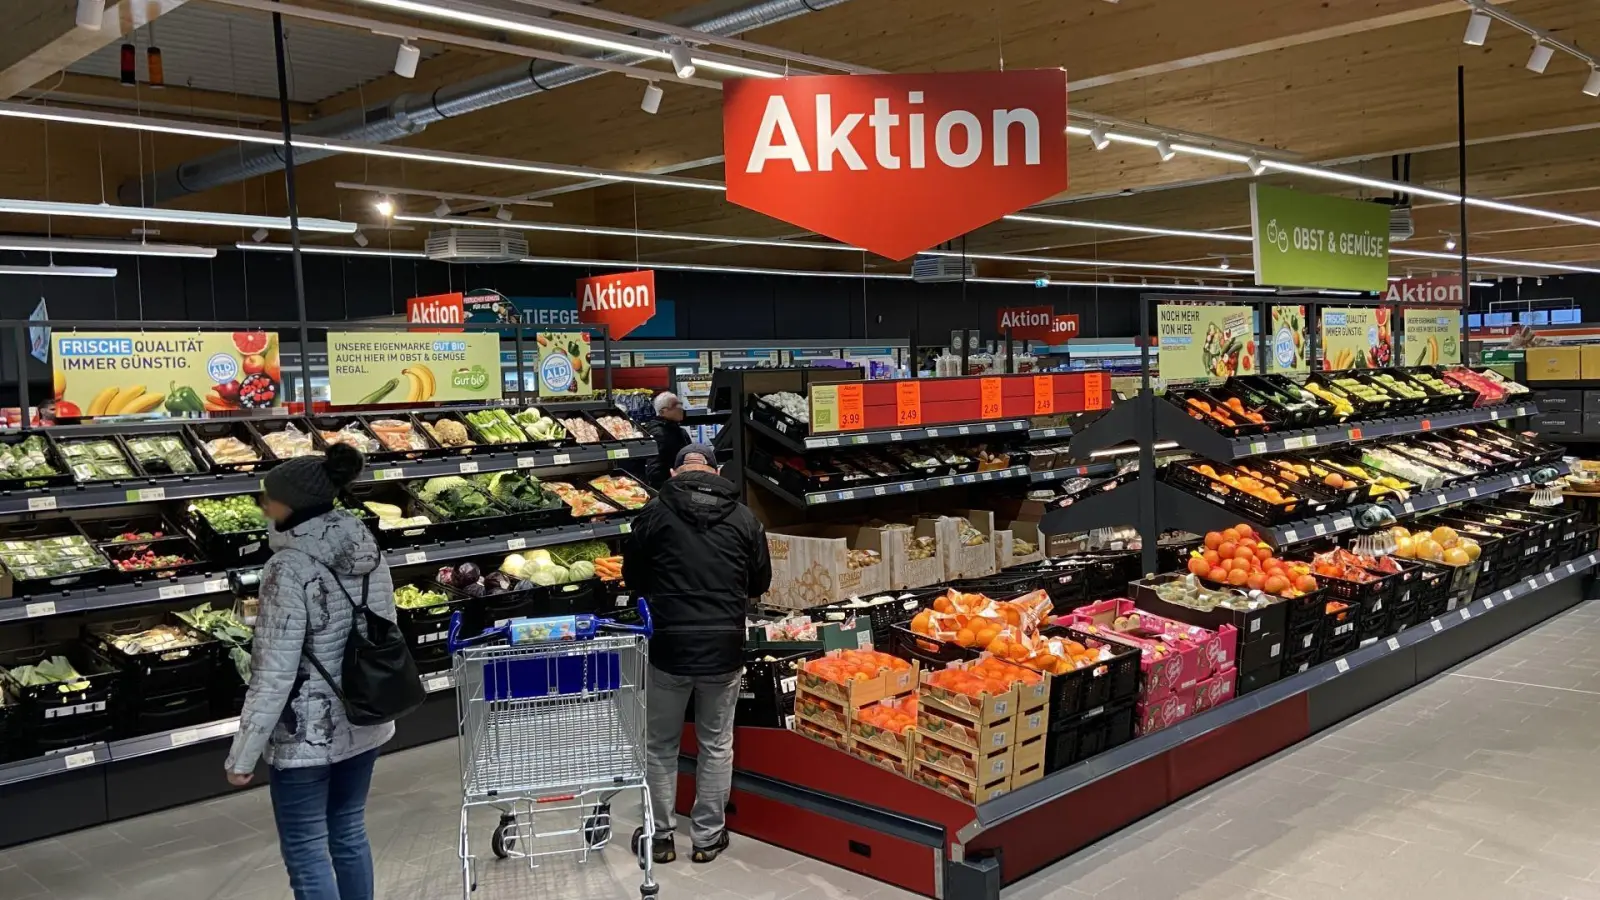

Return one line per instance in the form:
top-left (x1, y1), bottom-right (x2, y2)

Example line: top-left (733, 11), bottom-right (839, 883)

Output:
top-left (645, 664), bottom-right (740, 848)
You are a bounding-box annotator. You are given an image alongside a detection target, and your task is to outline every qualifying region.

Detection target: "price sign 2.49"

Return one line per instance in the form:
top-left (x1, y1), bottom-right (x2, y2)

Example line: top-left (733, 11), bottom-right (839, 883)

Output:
top-left (980, 377), bottom-right (1003, 419)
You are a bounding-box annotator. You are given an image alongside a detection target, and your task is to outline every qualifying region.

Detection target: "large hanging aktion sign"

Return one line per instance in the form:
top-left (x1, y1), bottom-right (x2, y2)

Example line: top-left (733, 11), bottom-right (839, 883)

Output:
top-left (1157, 304), bottom-right (1258, 381)
top-left (1250, 184), bottom-right (1391, 292)
top-left (722, 69), bottom-right (1068, 260)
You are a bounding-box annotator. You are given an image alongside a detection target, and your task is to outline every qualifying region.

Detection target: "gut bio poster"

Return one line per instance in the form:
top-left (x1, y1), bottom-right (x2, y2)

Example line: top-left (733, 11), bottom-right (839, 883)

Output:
top-left (1403, 309), bottom-right (1462, 365)
top-left (326, 332), bottom-right (502, 404)
top-left (52, 331), bottom-right (280, 417)
top-left (1157, 304), bottom-right (1257, 381)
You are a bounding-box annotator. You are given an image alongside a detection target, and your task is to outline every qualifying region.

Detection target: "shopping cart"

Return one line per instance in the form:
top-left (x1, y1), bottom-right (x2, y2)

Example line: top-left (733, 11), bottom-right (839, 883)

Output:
top-left (446, 599), bottom-right (658, 899)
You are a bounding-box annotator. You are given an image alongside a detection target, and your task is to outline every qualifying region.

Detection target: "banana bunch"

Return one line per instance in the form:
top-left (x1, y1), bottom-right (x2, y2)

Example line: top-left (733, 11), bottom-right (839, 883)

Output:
top-left (1412, 336), bottom-right (1441, 366)
top-left (402, 366), bottom-right (436, 402)
top-left (87, 385), bottom-right (165, 416)
top-left (1326, 347), bottom-right (1357, 370)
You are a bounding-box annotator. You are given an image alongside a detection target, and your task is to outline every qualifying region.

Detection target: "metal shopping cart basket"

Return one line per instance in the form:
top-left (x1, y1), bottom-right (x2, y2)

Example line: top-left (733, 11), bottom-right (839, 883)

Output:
top-left (447, 599), bottom-right (658, 898)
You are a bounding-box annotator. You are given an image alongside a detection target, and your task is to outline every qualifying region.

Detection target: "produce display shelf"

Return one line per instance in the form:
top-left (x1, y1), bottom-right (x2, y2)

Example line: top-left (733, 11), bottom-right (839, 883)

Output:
top-left (1029, 462), bottom-right (1120, 483)
top-left (1214, 402), bottom-right (1540, 460)
top-left (0, 572), bottom-right (234, 623)
top-left (381, 518), bottom-right (634, 568)
top-left (673, 551), bottom-right (1600, 900)
top-left (1028, 426), bottom-right (1072, 441)
top-left (748, 466), bottom-right (1032, 508)
top-left (746, 416), bottom-right (1032, 454)
top-left (0, 440), bottom-right (656, 515)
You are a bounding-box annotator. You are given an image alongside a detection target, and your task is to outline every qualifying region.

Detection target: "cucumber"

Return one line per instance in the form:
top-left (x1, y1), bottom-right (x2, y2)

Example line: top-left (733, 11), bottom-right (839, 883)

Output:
top-left (358, 378), bottom-right (400, 404)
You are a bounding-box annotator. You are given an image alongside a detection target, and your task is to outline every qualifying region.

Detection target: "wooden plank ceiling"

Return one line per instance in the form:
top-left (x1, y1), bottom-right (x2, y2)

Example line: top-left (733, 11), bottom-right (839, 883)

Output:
top-left (0, 0), bottom-right (1596, 284)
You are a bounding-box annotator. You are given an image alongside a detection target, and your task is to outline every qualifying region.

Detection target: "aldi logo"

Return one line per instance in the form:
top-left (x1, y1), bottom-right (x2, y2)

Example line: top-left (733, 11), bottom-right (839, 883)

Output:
top-left (723, 69), bottom-right (1068, 260)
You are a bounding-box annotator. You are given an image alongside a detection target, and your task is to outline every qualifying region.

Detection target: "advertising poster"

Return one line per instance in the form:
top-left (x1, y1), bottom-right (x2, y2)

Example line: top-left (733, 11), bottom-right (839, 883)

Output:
top-left (1266, 305), bottom-right (1309, 374)
top-left (1157, 304), bottom-right (1257, 381)
top-left (326, 332), bottom-right (501, 404)
top-left (1250, 184), bottom-right (1391, 292)
top-left (53, 331), bottom-right (280, 417)
top-left (1320, 307), bottom-right (1394, 369)
top-left (1403, 308), bottom-right (1463, 365)
top-left (536, 331), bottom-right (594, 398)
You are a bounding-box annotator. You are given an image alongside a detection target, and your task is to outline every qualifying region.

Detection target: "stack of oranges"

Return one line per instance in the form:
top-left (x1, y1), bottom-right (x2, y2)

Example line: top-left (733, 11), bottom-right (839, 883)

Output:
top-left (856, 698), bottom-right (917, 735)
top-left (908, 589), bottom-right (1054, 660)
top-left (801, 650), bottom-right (910, 685)
top-left (1018, 635), bottom-right (1114, 677)
top-left (1191, 463), bottom-right (1295, 506)
top-left (1185, 524), bottom-right (1320, 596)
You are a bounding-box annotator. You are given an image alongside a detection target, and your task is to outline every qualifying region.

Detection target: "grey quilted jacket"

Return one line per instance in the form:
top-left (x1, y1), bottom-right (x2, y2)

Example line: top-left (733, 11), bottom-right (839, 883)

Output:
top-left (225, 510), bottom-right (397, 774)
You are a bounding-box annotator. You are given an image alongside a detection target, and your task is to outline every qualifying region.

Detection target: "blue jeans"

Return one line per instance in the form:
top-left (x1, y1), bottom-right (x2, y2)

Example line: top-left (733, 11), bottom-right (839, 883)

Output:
top-left (268, 749), bottom-right (380, 900)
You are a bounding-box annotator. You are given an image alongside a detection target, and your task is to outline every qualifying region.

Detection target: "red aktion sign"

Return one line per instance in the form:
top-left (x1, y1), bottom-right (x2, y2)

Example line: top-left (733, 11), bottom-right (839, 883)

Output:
top-left (1052, 315), bottom-right (1080, 340)
top-left (997, 306), bottom-right (1055, 341)
top-left (722, 69), bottom-right (1069, 260)
top-left (577, 269), bottom-right (657, 339)
top-left (406, 292), bottom-right (464, 330)
top-left (1384, 276), bottom-right (1464, 307)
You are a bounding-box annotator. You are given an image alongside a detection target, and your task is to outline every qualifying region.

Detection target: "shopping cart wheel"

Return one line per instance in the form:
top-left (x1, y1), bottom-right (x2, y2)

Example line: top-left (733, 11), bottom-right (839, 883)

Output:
top-left (640, 885), bottom-right (659, 898)
top-left (583, 803), bottom-right (612, 848)
top-left (491, 813), bottom-right (517, 859)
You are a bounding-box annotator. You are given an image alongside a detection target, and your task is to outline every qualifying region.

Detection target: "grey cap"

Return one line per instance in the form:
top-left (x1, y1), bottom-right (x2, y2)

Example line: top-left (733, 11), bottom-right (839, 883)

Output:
top-left (674, 443), bottom-right (717, 469)
top-left (263, 443), bottom-right (364, 511)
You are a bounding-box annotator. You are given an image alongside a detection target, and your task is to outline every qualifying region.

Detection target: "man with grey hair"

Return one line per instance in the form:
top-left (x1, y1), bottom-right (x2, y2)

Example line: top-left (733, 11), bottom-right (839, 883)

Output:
top-left (643, 391), bottom-right (691, 488)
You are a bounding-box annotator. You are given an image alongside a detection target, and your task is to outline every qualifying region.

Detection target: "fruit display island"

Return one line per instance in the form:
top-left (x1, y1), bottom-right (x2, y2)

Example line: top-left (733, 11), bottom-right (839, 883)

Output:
top-left (671, 365), bottom-right (1595, 900)
top-left (0, 397), bottom-right (655, 849)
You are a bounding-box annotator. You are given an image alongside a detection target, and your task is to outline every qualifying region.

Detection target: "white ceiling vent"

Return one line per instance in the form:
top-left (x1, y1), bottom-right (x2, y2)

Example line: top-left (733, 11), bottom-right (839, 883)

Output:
top-left (425, 228), bottom-right (529, 264)
top-left (912, 254), bottom-right (976, 283)
top-left (1389, 206), bottom-right (1416, 242)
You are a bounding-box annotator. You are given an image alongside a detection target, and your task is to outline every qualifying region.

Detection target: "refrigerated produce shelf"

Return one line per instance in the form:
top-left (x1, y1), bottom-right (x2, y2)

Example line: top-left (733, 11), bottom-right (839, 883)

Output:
top-left (746, 416), bottom-right (1032, 454)
top-left (748, 465), bottom-right (1032, 508)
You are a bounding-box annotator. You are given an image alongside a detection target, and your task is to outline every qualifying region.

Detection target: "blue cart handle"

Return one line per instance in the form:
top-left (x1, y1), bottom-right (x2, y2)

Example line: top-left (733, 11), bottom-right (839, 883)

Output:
top-left (602, 597), bottom-right (653, 638)
top-left (445, 597), bottom-right (652, 652)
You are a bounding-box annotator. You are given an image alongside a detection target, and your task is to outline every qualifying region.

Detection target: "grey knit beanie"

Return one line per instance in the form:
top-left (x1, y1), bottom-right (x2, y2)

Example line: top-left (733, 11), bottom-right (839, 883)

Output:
top-left (263, 442), bottom-right (364, 511)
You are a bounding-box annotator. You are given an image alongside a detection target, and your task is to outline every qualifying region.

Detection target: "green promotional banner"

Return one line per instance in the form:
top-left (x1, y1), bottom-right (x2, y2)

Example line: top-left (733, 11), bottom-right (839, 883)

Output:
top-left (1403, 308), bottom-right (1462, 366)
top-left (1266, 305), bottom-right (1309, 374)
top-left (1251, 184), bottom-right (1391, 292)
top-left (327, 332), bottom-right (502, 404)
top-left (1157, 304), bottom-right (1257, 381)
top-left (1320, 307), bottom-right (1394, 369)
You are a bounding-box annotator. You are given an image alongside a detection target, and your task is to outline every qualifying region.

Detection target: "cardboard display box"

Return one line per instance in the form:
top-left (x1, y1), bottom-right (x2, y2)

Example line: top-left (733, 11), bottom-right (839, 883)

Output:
top-left (761, 525), bottom-right (891, 610)
top-left (996, 520), bottom-right (1046, 569)
top-left (1527, 346), bottom-right (1581, 381)
top-left (1583, 345), bottom-right (1600, 380)
top-left (868, 524), bottom-right (942, 590)
top-left (923, 510), bottom-right (999, 581)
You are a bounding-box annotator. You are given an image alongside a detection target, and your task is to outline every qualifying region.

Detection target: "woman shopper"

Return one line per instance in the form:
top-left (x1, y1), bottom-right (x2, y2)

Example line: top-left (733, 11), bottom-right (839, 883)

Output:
top-left (224, 443), bottom-right (397, 900)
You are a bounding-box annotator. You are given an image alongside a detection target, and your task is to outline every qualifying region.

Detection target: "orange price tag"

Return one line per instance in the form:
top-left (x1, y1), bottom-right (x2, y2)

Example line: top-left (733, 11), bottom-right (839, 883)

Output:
top-left (1032, 375), bottom-right (1055, 415)
top-left (979, 377), bottom-right (1003, 419)
top-left (838, 383), bottom-right (865, 431)
top-left (1083, 372), bottom-right (1106, 411)
top-left (1419, 419), bottom-right (1431, 432)
top-left (896, 381), bottom-right (922, 426)
top-left (1347, 427), bottom-right (1363, 442)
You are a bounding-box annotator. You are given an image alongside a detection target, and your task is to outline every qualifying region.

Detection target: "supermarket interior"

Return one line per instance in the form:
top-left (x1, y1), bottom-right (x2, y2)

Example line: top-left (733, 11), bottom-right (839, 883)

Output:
top-left (5, 2), bottom-right (1600, 900)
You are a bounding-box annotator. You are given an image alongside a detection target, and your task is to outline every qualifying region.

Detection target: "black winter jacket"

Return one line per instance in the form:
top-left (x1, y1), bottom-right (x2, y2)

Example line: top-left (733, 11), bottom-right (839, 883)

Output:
top-left (641, 417), bottom-right (692, 488)
top-left (622, 470), bottom-right (771, 676)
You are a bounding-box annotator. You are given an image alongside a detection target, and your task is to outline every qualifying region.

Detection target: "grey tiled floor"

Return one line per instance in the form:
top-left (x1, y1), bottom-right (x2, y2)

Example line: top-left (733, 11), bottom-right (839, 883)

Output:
top-left (8, 597), bottom-right (1600, 900)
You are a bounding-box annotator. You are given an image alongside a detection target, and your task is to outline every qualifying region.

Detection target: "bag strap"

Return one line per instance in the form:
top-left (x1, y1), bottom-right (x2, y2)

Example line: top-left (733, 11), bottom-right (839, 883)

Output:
top-left (301, 567), bottom-right (372, 698)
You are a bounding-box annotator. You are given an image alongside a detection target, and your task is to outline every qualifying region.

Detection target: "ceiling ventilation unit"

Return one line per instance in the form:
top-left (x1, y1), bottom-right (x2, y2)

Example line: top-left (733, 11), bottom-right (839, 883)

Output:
top-left (1388, 205), bottom-right (1416, 242)
top-left (425, 228), bottom-right (529, 264)
top-left (912, 254), bottom-right (976, 283)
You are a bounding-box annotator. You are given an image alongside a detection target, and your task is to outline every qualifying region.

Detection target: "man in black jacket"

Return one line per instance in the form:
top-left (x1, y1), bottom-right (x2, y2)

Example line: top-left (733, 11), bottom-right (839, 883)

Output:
top-left (623, 444), bottom-right (771, 865)
top-left (641, 391), bottom-right (692, 488)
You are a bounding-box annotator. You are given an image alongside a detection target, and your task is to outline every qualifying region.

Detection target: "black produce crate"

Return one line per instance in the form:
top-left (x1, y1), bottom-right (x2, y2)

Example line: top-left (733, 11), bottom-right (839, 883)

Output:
top-left (1285, 617), bottom-right (1321, 658)
top-left (102, 535), bottom-right (210, 584)
top-left (1319, 631), bottom-right (1359, 663)
top-left (1283, 646), bottom-right (1318, 678)
top-left (79, 512), bottom-right (184, 545)
top-left (209, 647), bottom-right (250, 718)
top-left (0, 642), bottom-right (123, 756)
top-left (1388, 598), bottom-right (1420, 633)
top-left (1417, 593), bottom-right (1450, 623)
top-left (1237, 632), bottom-right (1284, 675)
top-left (526, 578), bottom-right (605, 617)
top-left (1037, 625), bottom-right (1141, 723)
top-left (1316, 569), bottom-right (1400, 623)
top-left (411, 644), bottom-right (452, 676)
top-left (400, 479), bottom-right (525, 541)
top-left (1281, 588), bottom-right (1331, 633)
top-left (118, 430), bottom-right (207, 478)
top-left (461, 588), bottom-right (543, 635)
top-left (1566, 525), bottom-right (1599, 562)
top-left (181, 499), bottom-right (270, 565)
top-left (1261, 458), bottom-right (1364, 511)
top-left (126, 688), bottom-right (213, 738)
top-left (1323, 601), bottom-right (1361, 645)
top-left (395, 582), bottom-right (466, 657)
top-left (1162, 463), bottom-right (1306, 525)
top-left (550, 410), bottom-right (618, 450)
top-left (815, 595), bottom-right (930, 651)
top-left (948, 572), bottom-right (1046, 597)
top-left (1237, 662), bottom-right (1284, 696)
top-left (1358, 609), bottom-right (1390, 639)
top-left (1156, 536), bottom-right (1204, 573)
top-left (343, 482), bottom-right (462, 549)
top-left (737, 649), bottom-right (819, 728)
top-left (1227, 376), bottom-right (1328, 428)
top-left (361, 414), bottom-right (443, 463)
top-left (1307, 372), bottom-right (1396, 418)
top-left (1034, 561), bottom-right (1091, 608)
top-left (1396, 560), bottom-right (1450, 610)
top-left (1166, 388), bottom-right (1273, 438)
top-left (250, 417), bottom-right (328, 463)
top-left (413, 411), bottom-right (484, 456)
top-left (1044, 699), bottom-right (1135, 774)
top-left (747, 394), bottom-right (810, 439)
top-left (490, 492), bottom-right (572, 534)
top-left (0, 519), bottom-right (115, 597)
top-left (0, 433), bottom-right (73, 492)
top-left (1129, 574), bottom-right (1289, 647)
top-left (889, 620), bottom-right (980, 670)
top-left (84, 616), bottom-right (220, 700)
top-left (185, 421), bottom-right (277, 473)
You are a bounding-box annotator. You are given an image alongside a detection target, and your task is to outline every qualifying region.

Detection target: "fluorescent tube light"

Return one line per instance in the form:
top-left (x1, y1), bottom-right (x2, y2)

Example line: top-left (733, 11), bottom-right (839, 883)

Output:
top-left (1391, 247), bottom-right (1600, 275)
top-left (1001, 213), bottom-right (1253, 243)
top-left (0, 198), bottom-right (357, 234)
top-left (234, 242), bottom-right (427, 258)
top-left (0, 236), bottom-right (215, 258)
top-left (0, 265), bottom-right (116, 277)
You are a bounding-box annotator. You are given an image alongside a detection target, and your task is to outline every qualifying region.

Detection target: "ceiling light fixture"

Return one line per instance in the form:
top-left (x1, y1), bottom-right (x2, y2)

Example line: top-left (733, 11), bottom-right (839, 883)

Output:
top-left (0, 236), bottom-right (215, 258)
top-left (375, 196), bottom-right (395, 217)
top-left (1445, 233), bottom-right (1457, 251)
top-left (1088, 127), bottom-right (1109, 151)
top-left (394, 40), bottom-right (421, 78)
top-left (1155, 139), bottom-right (1175, 162)
top-left (1218, 257), bottom-right (1231, 270)
top-left (353, 229), bottom-right (369, 247)
top-left (1001, 213), bottom-right (1253, 243)
top-left (0, 197), bottom-right (357, 234)
top-left (251, 228), bottom-right (269, 243)
top-left (641, 82), bottom-right (663, 114)
top-left (75, 0), bottom-right (104, 30)
top-left (1463, 8), bottom-right (1491, 45)
top-left (1585, 66), bottom-right (1600, 97)
top-left (1527, 40), bottom-right (1555, 73)
top-left (926, 249), bottom-right (1255, 276)
top-left (669, 45), bottom-right (696, 79)
top-left (433, 200), bottom-right (451, 217)
top-left (495, 206), bottom-right (513, 222)
top-left (1471, 281), bottom-right (1495, 287)
top-left (0, 265), bottom-right (116, 278)
top-left (234, 242), bottom-right (427, 259)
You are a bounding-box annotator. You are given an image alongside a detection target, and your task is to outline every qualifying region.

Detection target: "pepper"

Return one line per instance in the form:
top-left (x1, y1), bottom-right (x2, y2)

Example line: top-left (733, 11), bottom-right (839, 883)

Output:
top-left (165, 381), bottom-right (205, 415)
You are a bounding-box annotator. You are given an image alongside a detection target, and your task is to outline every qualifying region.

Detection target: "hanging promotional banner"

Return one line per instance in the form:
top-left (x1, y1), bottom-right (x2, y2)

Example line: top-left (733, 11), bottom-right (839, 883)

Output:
top-left (1052, 314), bottom-right (1080, 341)
top-left (327, 332), bottom-right (501, 404)
top-left (1403, 308), bottom-right (1463, 365)
top-left (537, 331), bottom-right (594, 398)
top-left (722, 69), bottom-right (1069, 260)
top-left (53, 331), bottom-right (281, 417)
top-left (1157, 304), bottom-right (1257, 381)
top-left (996, 305), bottom-right (1054, 341)
top-left (1320, 307), bottom-right (1394, 369)
top-left (406, 292), bottom-right (465, 330)
top-left (1250, 184), bottom-right (1391, 292)
top-left (28, 298), bottom-right (49, 364)
top-left (1266, 305), bottom-right (1309, 374)
top-left (577, 269), bottom-right (657, 339)
top-left (1385, 275), bottom-right (1464, 307)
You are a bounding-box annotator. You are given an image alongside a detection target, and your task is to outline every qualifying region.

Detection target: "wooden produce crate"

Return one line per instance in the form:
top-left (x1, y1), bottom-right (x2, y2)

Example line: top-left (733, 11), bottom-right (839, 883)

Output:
top-left (996, 520), bottom-right (1046, 569)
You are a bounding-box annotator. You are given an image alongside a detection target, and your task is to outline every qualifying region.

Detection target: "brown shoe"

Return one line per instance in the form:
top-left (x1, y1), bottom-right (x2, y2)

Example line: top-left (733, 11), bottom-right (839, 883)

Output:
top-left (691, 830), bottom-right (729, 863)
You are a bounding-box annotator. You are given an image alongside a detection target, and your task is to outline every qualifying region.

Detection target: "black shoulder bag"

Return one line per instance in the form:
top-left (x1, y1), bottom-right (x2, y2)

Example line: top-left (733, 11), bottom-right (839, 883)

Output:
top-left (304, 571), bottom-right (425, 726)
